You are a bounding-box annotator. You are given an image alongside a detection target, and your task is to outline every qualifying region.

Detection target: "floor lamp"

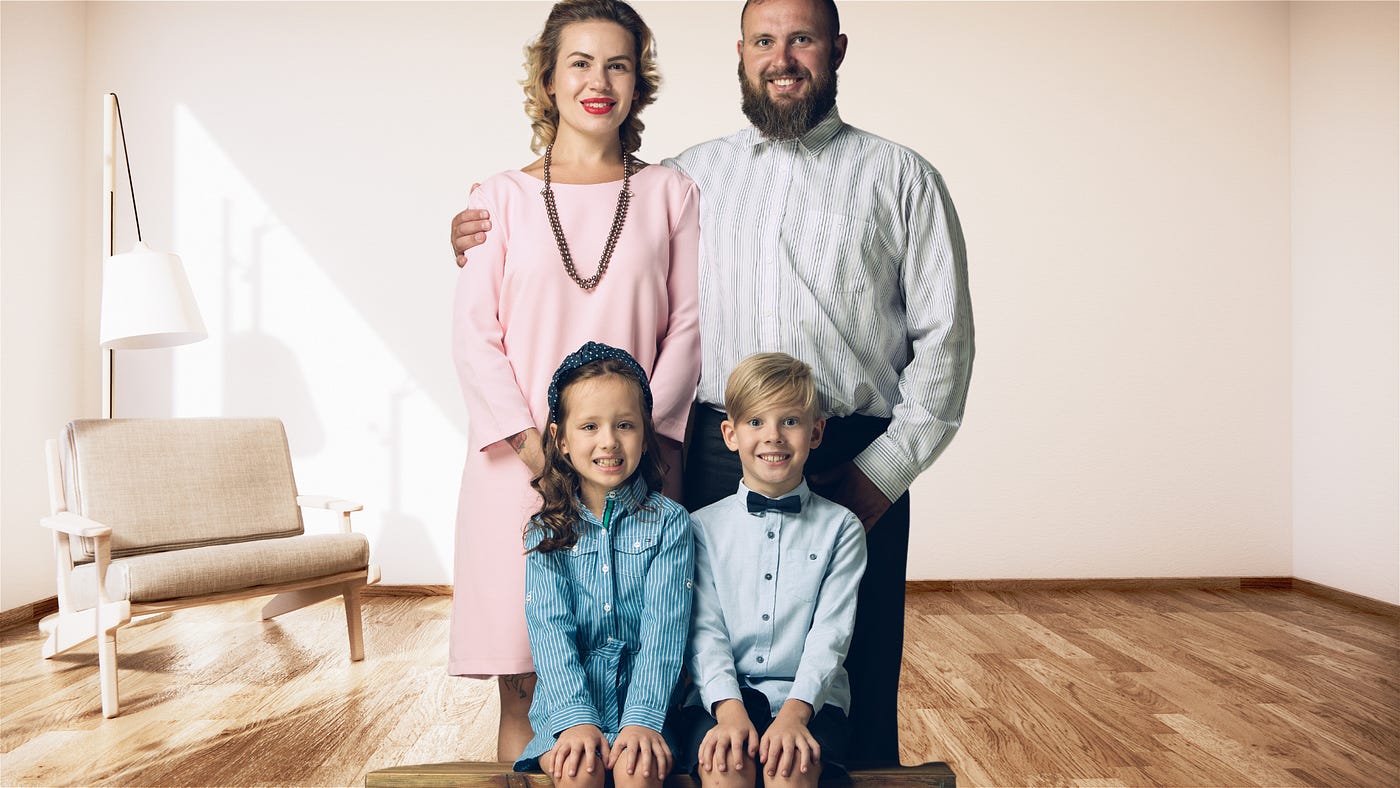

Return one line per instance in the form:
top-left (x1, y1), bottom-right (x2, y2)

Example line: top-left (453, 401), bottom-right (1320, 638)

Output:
top-left (99, 93), bottom-right (207, 418)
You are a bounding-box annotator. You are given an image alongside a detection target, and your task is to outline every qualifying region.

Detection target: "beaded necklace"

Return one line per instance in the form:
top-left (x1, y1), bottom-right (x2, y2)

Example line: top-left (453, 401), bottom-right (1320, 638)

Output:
top-left (541, 142), bottom-right (633, 291)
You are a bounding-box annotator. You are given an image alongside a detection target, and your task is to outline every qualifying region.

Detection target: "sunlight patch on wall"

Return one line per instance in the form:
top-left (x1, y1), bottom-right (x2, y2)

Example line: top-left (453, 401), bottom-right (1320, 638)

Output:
top-left (171, 103), bottom-right (458, 583)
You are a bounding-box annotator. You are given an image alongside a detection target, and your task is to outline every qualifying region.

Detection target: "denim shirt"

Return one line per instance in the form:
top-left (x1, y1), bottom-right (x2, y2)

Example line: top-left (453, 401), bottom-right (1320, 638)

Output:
top-left (517, 475), bottom-right (694, 765)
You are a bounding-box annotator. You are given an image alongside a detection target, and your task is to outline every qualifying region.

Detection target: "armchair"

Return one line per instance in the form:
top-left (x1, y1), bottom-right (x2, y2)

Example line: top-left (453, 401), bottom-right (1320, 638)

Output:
top-left (39, 418), bottom-right (381, 718)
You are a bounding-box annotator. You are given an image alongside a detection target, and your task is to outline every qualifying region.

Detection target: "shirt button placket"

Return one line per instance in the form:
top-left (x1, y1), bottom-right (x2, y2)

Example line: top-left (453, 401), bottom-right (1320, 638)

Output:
top-left (761, 147), bottom-right (793, 348)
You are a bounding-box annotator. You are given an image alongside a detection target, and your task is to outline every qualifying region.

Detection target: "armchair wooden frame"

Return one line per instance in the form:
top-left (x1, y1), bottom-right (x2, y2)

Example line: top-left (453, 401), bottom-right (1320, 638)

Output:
top-left (39, 437), bottom-right (381, 719)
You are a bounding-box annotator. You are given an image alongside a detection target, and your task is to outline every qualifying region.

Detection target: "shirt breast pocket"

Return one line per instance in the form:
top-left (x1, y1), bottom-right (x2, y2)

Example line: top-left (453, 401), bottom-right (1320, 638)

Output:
top-left (798, 212), bottom-right (876, 295)
top-left (615, 530), bottom-right (661, 578)
top-left (566, 535), bottom-right (602, 564)
top-left (785, 548), bottom-right (828, 602)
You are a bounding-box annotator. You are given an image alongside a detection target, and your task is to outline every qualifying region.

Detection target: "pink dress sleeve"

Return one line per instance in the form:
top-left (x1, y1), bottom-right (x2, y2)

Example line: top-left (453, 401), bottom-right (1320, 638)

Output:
top-left (452, 181), bottom-right (536, 453)
top-left (647, 179), bottom-right (702, 442)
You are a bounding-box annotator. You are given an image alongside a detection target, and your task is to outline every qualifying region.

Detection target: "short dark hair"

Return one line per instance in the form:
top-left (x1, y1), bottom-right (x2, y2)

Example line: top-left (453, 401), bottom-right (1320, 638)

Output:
top-left (740, 0), bottom-right (840, 40)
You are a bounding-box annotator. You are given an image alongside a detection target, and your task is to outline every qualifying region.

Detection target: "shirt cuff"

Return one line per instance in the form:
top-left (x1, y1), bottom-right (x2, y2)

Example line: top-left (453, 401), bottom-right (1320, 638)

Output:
top-left (619, 704), bottom-right (667, 733)
top-left (549, 703), bottom-right (603, 738)
top-left (852, 437), bottom-right (916, 501)
top-left (699, 675), bottom-right (744, 716)
top-left (787, 678), bottom-right (827, 714)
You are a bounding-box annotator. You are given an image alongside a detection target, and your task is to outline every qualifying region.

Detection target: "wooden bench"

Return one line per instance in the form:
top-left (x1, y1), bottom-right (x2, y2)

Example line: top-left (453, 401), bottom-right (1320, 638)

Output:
top-left (366, 761), bottom-right (955, 786)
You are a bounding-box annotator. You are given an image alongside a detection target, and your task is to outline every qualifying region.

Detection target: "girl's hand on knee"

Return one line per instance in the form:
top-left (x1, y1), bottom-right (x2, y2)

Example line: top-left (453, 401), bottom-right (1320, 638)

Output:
top-left (608, 725), bottom-right (672, 778)
top-left (551, 724), bottom-right (610, 780)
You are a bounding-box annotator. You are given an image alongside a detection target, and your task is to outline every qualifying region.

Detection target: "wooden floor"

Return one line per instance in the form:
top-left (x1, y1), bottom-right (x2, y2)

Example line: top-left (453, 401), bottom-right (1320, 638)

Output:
top-left (1, 587), bottom-right (1395, 787)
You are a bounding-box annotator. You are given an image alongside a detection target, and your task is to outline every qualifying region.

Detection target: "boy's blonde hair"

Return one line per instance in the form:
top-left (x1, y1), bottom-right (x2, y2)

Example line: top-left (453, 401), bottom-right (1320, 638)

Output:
top-left (724, 352), bottom-right (821, 421)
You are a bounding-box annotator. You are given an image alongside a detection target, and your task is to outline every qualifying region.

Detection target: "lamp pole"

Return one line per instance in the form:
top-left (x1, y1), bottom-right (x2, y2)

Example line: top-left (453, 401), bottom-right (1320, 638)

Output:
top-left (101, 93), bottom-right (116, 419)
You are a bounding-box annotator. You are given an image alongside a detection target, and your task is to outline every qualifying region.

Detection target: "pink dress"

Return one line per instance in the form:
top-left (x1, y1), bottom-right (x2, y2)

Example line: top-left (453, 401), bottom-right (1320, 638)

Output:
top-left (448, 165), bottom-right (701, 677)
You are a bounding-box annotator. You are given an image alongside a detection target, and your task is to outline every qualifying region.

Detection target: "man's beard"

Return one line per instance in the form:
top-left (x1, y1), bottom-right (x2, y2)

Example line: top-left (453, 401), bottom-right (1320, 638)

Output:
top-left (739, 60), bottom-right (838, 140)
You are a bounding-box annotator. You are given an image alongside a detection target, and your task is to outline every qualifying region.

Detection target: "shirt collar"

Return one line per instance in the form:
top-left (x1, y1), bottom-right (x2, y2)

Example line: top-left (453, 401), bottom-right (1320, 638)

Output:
top-left (744, 107), bottom-right (845, 157)
top-left (737, 479), bottom-right (812, 511)
top-left (580, 473), bottom-right (652, 523)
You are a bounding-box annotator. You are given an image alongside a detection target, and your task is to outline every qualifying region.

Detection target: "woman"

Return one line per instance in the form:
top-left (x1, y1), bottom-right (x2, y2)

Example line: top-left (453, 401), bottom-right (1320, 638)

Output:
top-left (449, 0), bottom-right (700, 764)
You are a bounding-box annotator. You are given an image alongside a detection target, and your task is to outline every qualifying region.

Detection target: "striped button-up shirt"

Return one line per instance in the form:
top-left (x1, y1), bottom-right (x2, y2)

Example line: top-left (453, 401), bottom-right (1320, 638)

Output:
top-left (686, 481), bottom-right (867, 717)
top-left (663, 109), bottom-right (975, 500)
top-left (519, 476), bottom-right (695, 764)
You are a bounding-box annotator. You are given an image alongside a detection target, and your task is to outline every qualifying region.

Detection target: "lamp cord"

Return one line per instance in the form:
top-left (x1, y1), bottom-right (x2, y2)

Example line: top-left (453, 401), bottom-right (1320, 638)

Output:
top-left (110, 93), bottom-right (142, 243)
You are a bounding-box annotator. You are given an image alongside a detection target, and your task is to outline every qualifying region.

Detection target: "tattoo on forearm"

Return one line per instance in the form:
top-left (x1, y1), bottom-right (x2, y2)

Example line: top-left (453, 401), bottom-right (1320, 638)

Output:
top-left (501, 672), bottom-right (532, 699)
top-left (507, 431), bottom-right (528, 453)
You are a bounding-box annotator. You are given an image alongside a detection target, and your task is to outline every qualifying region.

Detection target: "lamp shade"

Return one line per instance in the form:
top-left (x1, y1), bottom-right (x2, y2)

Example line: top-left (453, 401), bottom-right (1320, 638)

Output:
top-left (100, 241), bottom-right (208, 349)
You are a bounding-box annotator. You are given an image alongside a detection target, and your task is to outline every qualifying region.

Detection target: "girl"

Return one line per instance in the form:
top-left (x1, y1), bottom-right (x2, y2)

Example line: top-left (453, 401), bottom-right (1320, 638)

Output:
top-left (449, 0), bottom-right (700, 761)
top-left (517, 342), bottom-right (694, 788)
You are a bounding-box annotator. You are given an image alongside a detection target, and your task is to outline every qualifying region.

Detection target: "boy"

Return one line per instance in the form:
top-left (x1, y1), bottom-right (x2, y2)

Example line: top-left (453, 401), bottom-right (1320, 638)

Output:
top-left (680, 353), bottom-right (867, 788)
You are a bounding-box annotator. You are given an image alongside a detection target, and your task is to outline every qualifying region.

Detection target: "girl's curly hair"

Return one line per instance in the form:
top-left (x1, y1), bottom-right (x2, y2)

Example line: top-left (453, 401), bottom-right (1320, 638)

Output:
top-left (528, 359), bottom-right (666, 553)
top-left (521, 0), bottom-right (661, 155)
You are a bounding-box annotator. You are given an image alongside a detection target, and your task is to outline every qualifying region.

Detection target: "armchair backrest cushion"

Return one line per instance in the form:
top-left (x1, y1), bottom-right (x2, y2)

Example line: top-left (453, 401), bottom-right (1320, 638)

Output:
top-left (62, 418), bottom-right (304, 563)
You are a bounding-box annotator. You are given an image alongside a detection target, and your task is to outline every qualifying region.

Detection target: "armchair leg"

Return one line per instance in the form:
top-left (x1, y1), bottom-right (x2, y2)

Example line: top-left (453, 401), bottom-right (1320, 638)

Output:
top-left (343, 582), bottom-right (365, 662)
top-left (99, 632), bottom-right (119, 718)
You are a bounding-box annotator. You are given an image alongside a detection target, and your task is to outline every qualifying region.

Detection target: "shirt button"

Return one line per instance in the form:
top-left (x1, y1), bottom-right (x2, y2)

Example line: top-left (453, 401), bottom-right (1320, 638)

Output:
top-left (601, 528), bottom-right (607, 535)
top-left (604, 603), bottom-right (612, 612)
top-left (810, 553), bottom-right (817, 560)
top-left (756, 656), bottom-right (765, 664)
top-left (764, 573), bottom-right (773, 580)
top-left (633, 541), bottom-right (641, 548)
top-left (602, 565), bottom-right (609, 573)
top-left (767, 532), bottom-right (775, 539)
top-left (762, 614), bottom-right (770, 621)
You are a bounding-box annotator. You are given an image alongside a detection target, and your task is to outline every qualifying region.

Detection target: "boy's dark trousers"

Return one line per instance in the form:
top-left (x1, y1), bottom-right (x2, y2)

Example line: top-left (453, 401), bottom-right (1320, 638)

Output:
top-left (683, 404), bottom-right (910, 767)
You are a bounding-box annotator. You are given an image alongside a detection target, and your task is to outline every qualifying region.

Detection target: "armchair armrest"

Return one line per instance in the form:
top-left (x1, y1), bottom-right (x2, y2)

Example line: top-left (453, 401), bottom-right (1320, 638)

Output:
top-left (42, 512), bottom-right (120, 606)
top-left (297, 495), bottom-right (363, 534)
top-left (296, 495), bottom-right (363, 513)
top-left (41, 512), bottom-right (113, 539)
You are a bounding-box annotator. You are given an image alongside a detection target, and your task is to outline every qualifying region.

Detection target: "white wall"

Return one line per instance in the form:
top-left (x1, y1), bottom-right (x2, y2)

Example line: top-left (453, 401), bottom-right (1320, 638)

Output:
top-left (0, 1), bottom-right (91, 610)
top-left (1, 1), bottom-right (1392, 608)
top-left (1290, 2), bottom-right (1400, 605)
top-left (886, 1), bottom-right (1294, 580)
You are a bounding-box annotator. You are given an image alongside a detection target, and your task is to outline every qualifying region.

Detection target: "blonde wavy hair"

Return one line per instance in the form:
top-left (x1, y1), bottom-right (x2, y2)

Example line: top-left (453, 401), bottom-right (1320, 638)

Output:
top-left (521, 0), bottom-right (660, 155)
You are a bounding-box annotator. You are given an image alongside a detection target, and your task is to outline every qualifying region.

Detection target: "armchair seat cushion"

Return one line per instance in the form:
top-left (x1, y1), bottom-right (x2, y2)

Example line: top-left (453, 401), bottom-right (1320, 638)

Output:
top-left (69, 533), bottom-right (370, 609)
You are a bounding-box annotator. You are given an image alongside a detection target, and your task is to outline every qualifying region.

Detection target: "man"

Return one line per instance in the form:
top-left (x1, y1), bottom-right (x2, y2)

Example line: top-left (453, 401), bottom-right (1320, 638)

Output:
top-left (452, 0), bottom-right (974, 765)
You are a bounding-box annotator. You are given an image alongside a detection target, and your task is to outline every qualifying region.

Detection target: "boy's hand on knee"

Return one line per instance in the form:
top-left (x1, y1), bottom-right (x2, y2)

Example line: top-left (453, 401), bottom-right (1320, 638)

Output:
top-left (608, 724), bottom-right (672, 778)
top-left (759, 700), bottom-right (820, 778)
top-left (701, 699), bottom-right (759, 773)
top-left (551, 724), bottom-right (610, 780)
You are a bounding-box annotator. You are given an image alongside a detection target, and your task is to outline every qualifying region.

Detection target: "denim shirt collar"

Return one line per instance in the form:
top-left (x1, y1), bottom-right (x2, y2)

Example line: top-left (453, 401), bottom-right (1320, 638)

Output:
top-left (578, 473), bottom-right (652, 525)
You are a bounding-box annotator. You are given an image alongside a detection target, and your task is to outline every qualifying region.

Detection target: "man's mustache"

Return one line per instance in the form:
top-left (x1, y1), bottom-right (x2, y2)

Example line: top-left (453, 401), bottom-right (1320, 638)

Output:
top-left (760, 64), bottom-right (812, 81)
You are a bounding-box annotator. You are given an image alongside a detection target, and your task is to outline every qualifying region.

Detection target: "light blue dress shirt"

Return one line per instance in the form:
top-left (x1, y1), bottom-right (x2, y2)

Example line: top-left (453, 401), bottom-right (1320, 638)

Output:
top-left (686, 481), bottom-right (867, 718)
top-left (518, 475), bottom-right (695, 765)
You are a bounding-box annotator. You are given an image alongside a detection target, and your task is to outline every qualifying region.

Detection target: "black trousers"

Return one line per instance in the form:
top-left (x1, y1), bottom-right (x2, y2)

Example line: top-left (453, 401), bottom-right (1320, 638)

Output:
top-left (683, 405), bottom-right (909, 766)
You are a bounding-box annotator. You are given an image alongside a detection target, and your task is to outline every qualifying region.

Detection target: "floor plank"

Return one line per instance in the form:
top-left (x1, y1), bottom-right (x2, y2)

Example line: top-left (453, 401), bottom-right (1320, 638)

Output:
top-left (2, 588), bottom-right (1396, 786)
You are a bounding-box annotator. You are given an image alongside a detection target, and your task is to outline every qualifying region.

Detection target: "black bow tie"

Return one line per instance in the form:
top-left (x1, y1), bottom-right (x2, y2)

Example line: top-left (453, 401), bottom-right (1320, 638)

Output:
top-left (747, 491), bottom-right (802, 515)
